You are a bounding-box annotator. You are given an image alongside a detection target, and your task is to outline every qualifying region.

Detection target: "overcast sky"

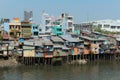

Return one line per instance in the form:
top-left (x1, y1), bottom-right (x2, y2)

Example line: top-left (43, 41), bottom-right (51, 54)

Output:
top-left (0, 0), bottom-right (120, 23)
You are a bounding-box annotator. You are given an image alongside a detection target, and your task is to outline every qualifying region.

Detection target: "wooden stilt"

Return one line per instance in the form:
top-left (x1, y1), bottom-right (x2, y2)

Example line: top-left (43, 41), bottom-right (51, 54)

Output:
top-left (97, 54), bottom-right (99, 62)
top-left (29, 57), bottom-right (30, 65)
top-left (39, 57), bottom-right (40, 65)
top-left (23, 57), bottom-right (24, 64)
top-left (103, 53), bottom-right (106, 62)
top-left (110, 54), bottom-right (112, 62)
top-left (49, 58), bottom-right (50, 65)
top-left (29, 57), bottom-right (30, 66)
top-left (73, 55), bottom-right (74, 63)
top-left (90, 53), bottom-right (92, 62)
top-left (94, 54), bottom-right (95, 62)
top-left (27, 57), bottom-right (28, 65)
top-left (77, 54), bottom-right (79, 60)
top-left (82, 54), bottom-right (84, 60)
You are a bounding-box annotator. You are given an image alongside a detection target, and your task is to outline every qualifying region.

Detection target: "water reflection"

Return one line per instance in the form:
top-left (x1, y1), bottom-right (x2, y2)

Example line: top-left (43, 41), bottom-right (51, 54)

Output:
top-left (0, 62), bottom-right (120, 80)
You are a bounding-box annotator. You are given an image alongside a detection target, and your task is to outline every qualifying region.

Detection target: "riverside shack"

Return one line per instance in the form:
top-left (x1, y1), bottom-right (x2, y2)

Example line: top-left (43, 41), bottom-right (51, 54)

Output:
top-left (23, 40), bottom-right (35, 57)
top-left (51, 36), bottom-right (69, 56)
top-left (79, 36), bottom-right (105, 60)
top-left (23, 38), bottom-right (54, 58)
top-left (79, 36), bottom-right (105, 54)
top-left (51, 36), bottom-right (70, 63)
top-left (60, 35), bottom-right (84, 55)
top-left (0, 41), bottom-right (9, 59)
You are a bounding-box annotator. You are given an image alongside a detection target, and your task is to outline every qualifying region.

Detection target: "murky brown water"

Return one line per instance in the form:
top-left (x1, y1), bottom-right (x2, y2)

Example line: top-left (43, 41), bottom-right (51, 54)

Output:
top-left (0, 62), bottom-right (120, 80)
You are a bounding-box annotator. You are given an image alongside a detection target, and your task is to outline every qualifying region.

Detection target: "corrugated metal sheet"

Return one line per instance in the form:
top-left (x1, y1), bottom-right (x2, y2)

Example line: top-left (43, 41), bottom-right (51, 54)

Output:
top-left (23, 46), bottom-right (34, 49)
top-left (23, 50), bottom-right (35, 57)
top-left (60, 35), bottom-right (82, 42)
top-left (24, 41), bottom-right (34, 46)
top-left (51, 36), bottom-right (64, 42)
top-left (24, 38), bottom-right (53, 46)
top-left (35, 52), bottom-right (43, 57)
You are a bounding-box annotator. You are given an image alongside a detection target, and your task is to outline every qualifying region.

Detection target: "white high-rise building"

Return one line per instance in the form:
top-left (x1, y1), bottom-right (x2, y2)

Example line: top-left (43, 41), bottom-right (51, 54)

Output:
top-left (41, 12), bottom-right (52, 33)
top-left (61, 13), bottom-right (74, 33)
top-left (93, 19), bottom-right (120, 32)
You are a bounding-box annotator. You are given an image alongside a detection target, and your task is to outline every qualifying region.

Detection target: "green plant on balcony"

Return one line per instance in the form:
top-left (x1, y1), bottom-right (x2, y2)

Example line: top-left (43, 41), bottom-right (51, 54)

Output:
top-left (14, 33), bottom-right (17, 38)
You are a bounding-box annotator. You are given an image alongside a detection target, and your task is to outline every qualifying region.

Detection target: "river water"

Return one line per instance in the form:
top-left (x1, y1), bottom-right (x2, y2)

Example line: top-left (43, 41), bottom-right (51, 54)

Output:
top-left (0, 62), bottom-right (120, 80)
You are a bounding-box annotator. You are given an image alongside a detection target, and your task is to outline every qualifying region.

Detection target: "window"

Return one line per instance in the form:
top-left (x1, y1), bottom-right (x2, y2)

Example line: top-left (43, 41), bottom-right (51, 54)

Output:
top-left (10, 26), bottom-right (12, 29)
top-left (57, 28), bottom-right (62, 31)
top-left (33, 27), bottom-right (35, 29)
top-left (12, 26), bottom-right (14, 29)
top-left (98, 24), bottom-right (102, 28)
top-left (19, 26), bottom-right (21, 29)
top-left (34, 32), bottom-right (38, 36)
top-left (25, 26), bottom-right (31, 28)
top-left (94, 41), bottom-right (97, 44)
top-left (39, 29), bottom-right (42, 31)
top-left (68, 22), bottom-right (72, 27)
top-left (104, 24), bottom-right (109, 28)
top-left (33, 26), bottom-right (37, 29)
top-left (13, 26), bottom-right (15, 29)
top-left (45, 20), bottom-right (50, 25)
top-left (117, 26), bottom-right (120, 29)
top-left (67, 17), bottom-right (73, 20)
top-left (35, 27), bottom-right (38, 29)
top-left (111, 26), bottom-right (116, 29)
top-left (10, 32), bottom-right (14, 36)
top-left (15, 26), bottom-right (17, 29)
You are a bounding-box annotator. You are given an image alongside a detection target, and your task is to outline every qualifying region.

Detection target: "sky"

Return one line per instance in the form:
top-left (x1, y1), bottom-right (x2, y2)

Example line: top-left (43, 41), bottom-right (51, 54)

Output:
top-left (0, 0), bottom-right (120, 23)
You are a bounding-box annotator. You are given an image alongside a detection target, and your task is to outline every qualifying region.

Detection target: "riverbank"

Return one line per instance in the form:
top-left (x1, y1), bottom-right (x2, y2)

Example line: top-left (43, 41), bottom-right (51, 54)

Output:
top-left (0, 53), bottom-right (118, 67)
top-left (0, 58), bottom-right (21, 68)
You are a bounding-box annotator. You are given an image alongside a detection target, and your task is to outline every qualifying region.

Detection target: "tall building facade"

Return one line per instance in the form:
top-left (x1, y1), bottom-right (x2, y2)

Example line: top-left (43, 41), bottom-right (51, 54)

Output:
top-left (41, 12), bottom-right (52, 33)
top-left (24, 11), bottom-right (33, 21)
top-left (61, 13), bottom-right (74, 33)
top-left (9, 18), bottom-right (21, 40)
top-left (93, 19), bottom-right (120, 32)
top-left (21, 21), bottom-right (32, 38)
top-left (3, 19), bottom-right (10, 32)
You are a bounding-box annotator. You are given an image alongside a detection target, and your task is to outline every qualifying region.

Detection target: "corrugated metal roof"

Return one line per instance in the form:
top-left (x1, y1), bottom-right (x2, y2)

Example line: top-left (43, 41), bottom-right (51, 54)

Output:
top-left (80, 36), bottom-right (105, 41)
top-left (51, 36), bottom-right (64, 42)
top-left (0, 41), bottom-right (10, 44)
top-left (44, 41), bottom-right (53, 45)
top-left (24, 38), bottom-right (53, 46)
top-left (62, 46), bottom-right (70, 50)
top-left (53, 44), bottom-right (70, 50)
top-left (23, 46), bottom-right (35, 49)
top-left (24, 41), bottom-right (34, 46)
top-left (116, 38), bottom-right (120, 41)
top-left (60, 35), bottom-right (82, 42)
top-left (53, 44), bottom-right (63, 48)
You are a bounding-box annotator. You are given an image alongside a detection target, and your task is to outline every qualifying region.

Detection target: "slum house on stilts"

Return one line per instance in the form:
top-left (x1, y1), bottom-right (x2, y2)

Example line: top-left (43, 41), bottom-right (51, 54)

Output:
top-left (60, 34), bottom-right (84, 63)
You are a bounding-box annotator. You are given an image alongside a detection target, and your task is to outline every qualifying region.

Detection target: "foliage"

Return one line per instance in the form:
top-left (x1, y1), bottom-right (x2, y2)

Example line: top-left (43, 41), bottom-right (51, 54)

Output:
top-left (93, 27), bottom-right (120, 34)
top-left (52, 57), bottom-right (62, 62)
top-left (14, 33), bottom-right (17, 38)
top-left (0, 34), bottom-right (3, 40)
